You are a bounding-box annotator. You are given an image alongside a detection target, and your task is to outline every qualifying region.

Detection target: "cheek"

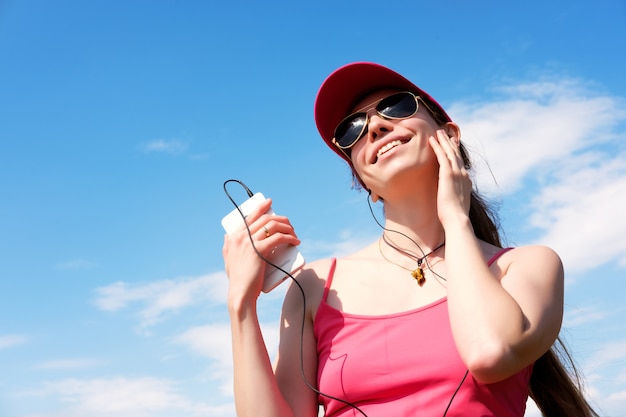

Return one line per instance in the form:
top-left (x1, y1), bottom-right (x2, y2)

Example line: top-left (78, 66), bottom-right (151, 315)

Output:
top-left (349, 139), bottom-right (368, 171)
top-left (346, 142), bottom-right (371, 188)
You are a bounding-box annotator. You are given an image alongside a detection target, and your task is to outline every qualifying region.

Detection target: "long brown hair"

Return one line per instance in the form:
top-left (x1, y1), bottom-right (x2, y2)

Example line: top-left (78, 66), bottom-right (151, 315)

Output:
top-left (467, 184), bottom-right (599, 416)
top-left (463, 143), bottom-right (599, 417)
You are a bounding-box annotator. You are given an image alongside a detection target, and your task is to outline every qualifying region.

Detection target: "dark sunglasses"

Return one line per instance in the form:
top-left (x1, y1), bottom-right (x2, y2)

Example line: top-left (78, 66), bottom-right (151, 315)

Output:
top-left (332, 91), bottom-right (436, 155)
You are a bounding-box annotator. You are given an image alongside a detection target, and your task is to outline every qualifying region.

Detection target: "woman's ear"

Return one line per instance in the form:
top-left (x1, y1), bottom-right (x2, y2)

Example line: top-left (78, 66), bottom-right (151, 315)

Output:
top-left (444, 122), bottom-right (461, 146)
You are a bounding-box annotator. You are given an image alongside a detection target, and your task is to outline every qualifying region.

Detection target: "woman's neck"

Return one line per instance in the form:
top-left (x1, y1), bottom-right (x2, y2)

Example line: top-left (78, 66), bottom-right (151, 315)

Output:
top-left (380, 188), bottom-right (445, 254)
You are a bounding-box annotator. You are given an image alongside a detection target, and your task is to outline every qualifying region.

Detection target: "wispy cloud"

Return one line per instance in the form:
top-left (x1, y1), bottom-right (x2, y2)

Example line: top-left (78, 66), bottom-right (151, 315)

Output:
top-left (451, 77), bottom-right (626, 275)
top-left (582, 338), bottom-right (626, 416)
top-left (528, 154), bottom-right (626, 273)
top-left (175, 324), bottom-right (233, 396)
top-left (0, 334), bottom-right (28, 349)
top-left (174, 321), bottom-right (279, 397)
top-left (34, 358), bottom-right (103, 371)
top-left (563, 304), bottom-right (610, 328)
top-left (20, 376), bottom-right (222, 417)
top-left (452, 77), bottom-right (625, 195)
top-left (585, 339), bottom-right (626, 371)
top-left (94, 272), bottom-right (228, 327)
top-left (91, 272), bottom-right (276, 403)
top-left (53, 259), bottom-right (98, 271)
top-left (303, 229), bottom-right (377, 259)
top-left (140, 139), bottom-right (188, 155)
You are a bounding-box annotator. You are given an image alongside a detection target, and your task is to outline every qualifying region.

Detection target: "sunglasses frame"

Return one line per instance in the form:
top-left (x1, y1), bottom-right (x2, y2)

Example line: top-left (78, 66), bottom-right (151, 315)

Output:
top-left (331, 91), bottom-right (440, 159)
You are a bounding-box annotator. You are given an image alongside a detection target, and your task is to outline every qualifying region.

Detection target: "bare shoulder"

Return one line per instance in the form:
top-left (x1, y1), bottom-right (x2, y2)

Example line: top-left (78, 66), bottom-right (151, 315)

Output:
top-left (497, 245), bottom-right (563, 269)
top-left (493, 245), bottom-right (564, 288)
top-left (283, 258), bottom-right (336, 318)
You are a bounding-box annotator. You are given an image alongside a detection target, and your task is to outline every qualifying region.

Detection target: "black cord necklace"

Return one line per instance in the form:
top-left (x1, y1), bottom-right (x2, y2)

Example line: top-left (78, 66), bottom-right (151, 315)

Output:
top-left (380, 233), bottom-right (445, 285)
top-left (367, 193), bottom-right (450, 285)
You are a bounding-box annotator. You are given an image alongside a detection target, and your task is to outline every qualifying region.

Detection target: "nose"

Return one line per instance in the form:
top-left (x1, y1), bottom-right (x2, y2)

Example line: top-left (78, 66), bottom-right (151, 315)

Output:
top-left (366, 113), bottom-right (393, 141)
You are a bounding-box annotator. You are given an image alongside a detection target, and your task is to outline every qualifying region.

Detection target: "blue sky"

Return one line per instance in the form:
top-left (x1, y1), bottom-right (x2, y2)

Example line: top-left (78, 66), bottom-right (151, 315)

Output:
top-left (1, 1), bottom-right (626, 416)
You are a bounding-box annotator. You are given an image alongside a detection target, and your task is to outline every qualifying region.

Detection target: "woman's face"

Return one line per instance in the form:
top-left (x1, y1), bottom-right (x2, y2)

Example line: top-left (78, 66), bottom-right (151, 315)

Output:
top-left (348, 89), bottom-right (443, 195)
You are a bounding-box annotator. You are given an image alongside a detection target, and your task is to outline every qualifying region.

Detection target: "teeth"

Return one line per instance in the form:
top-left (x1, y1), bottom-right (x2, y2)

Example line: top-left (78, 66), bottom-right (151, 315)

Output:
top-left (377, 140), bottom-right (403, 158)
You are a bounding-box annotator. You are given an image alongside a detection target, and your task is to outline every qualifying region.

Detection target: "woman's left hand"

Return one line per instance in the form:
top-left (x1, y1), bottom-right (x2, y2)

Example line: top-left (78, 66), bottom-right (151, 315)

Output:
top-left (428, 128), bottom-right (472, 228)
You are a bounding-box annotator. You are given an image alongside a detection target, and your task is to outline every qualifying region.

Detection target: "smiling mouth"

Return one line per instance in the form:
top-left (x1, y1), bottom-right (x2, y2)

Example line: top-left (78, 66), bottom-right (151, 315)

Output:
top-left (375, 139), bottom-right (408, 162)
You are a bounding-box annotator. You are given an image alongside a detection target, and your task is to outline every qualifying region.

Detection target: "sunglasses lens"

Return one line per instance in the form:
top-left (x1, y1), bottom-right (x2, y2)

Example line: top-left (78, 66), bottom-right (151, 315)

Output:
top-left (332, 93), bottom-right (418, 154)
top-left (377, 92), bottom-right (418, 118)
top-left (334, 114), bottom-right (367, 148)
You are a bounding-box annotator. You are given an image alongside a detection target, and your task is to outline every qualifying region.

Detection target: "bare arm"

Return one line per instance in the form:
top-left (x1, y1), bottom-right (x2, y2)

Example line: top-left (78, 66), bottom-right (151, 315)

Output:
top-left (223, 198), bottom-right (318, 417)
top-left (274, 267), bottom-right (321, 417)
top-left (430, 129), bottom-right (564, 383)
top-left (229, 299), bottom-right (296, 417)
top-left (445, 227), bottom-right (563, 383)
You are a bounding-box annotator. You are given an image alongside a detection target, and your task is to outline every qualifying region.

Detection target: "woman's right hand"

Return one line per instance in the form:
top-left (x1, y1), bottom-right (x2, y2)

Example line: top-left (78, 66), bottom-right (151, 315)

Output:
top-left (222, 197), bottom-right (301, 305)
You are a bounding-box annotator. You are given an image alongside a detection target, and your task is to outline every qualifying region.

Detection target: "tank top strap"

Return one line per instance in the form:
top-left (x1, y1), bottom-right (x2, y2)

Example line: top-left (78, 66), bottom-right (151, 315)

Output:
top-left (322, 258), bottom-right (337, 302)
top-left (487, 247), bottom-right (514, 266)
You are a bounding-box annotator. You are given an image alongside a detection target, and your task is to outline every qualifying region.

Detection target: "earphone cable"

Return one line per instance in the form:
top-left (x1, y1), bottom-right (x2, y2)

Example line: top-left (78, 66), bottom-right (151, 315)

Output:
top-left (366, 192), bottom-right (468, 416)
top-left (366, 193), bottom-right (448, 283)
top-left (223, 179), bottom-right (368, 416)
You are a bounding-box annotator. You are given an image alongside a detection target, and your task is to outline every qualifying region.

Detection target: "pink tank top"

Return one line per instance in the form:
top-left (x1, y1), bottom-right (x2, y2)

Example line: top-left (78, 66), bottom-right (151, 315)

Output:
top-left (314, 249), bottom-right (532, 417)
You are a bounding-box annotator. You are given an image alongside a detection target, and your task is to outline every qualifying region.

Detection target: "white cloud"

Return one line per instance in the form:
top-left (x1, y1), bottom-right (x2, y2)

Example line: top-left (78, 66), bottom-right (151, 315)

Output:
top-left (563, 304), bottom-right (609, 328)
top-left (450, 77), bottom-right (626, 275)
top-left (304, 229), bottom-right (377, 259)
top-left (582, 339), bottom-right (626, 416)
top-left (94, 272), bottom-right (228, 327)
top-left (603, 390), bottom-right (626, 416)
top-left (19, 377), bottom-right (225, 417)
top-left (453, 78), bottom-right (625, 195)
top-left (140, 139), bottom-right (188, 154)
top-left (524, 399), bottom-right (541, 417)
top-left (585, 339), bottom-right (626, 371)
top-left (34, 358), bottom-right (103, 371)
top-left (175, 324), bottom-right (231, 361)
top-left (175, 324), bottom-right (233, 397)
top-left (528, 153), bottom-right (626, 273)
top-left (0, 334), bottom-right (28, 349)
top-left (175, 321), bottom-right (279, 397)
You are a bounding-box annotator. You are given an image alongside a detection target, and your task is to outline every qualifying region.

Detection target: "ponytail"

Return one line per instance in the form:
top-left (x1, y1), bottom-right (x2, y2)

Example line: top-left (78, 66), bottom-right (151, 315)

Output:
top-left (529, 340), bottom-right (599, 417)
top-left (464, 164), bottom-right (599, 416)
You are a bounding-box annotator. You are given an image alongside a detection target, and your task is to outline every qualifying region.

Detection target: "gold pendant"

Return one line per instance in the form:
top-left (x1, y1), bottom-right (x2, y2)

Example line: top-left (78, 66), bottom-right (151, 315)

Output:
top-left (411, 268), bottom-right (425, 286)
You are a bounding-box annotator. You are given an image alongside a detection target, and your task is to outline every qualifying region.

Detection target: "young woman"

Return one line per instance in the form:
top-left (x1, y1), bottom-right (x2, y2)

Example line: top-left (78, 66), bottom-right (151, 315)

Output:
top-left (222, 62), bottom-right (598, 417)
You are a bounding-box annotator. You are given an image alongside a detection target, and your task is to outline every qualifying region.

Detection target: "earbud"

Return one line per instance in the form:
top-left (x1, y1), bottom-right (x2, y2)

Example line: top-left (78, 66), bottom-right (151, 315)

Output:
top-left (367, 189), bottom-right (380, 203)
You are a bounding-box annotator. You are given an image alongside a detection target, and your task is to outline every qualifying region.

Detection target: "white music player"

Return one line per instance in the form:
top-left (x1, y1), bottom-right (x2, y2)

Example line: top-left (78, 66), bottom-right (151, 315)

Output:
top-left (221, 192), bottom-right (305, 293)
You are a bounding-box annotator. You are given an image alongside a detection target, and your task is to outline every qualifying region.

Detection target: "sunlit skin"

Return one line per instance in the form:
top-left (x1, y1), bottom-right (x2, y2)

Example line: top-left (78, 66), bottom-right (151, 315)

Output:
top-left (349, 89), bottom-right (445, 205)
top-left (346, 90), bottom-right (467, 274)
top-left (223, 88), bottom-right (564, 417)
top-left (301, 90), bottom-right (470, 317)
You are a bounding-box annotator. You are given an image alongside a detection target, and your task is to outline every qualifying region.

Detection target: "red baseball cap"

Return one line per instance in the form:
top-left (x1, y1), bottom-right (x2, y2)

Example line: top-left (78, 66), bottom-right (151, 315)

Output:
top-left (314, 62), bottom-right (451, 163)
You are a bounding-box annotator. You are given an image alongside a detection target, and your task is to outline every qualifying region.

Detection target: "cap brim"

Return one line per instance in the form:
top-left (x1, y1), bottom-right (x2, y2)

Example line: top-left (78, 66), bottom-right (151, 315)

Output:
top-left (314, 62), bottom-right (451, 162)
